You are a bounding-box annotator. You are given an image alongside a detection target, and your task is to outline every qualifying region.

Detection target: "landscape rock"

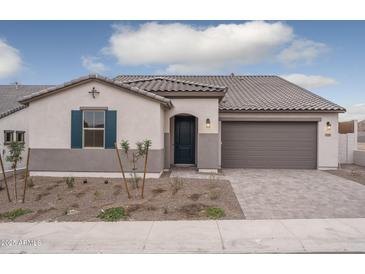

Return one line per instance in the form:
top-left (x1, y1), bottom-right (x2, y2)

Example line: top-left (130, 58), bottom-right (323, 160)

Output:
top-left (66, 209), bottom-right (80, 215)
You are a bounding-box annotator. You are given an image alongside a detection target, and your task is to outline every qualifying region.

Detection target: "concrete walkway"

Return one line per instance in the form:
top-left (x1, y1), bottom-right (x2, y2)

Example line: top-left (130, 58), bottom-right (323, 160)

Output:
top-left (1, 218), bottom-right (365, 253)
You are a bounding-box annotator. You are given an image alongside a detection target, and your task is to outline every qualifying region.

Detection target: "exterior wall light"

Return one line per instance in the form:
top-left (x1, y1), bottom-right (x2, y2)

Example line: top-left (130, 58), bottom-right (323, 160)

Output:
top-left (326, 121), bottom-right (332, 131)
top-left (206, 118), bottom-right (211, 128)
top-left (325, 121), bottom-right (332, 136)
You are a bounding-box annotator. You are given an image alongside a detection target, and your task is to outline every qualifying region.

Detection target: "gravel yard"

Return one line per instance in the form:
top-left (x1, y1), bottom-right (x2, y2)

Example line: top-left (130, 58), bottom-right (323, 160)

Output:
top-left (0, 174), bottom-right (244, 222)
top-left (326, 164), bottom-right (365, 186)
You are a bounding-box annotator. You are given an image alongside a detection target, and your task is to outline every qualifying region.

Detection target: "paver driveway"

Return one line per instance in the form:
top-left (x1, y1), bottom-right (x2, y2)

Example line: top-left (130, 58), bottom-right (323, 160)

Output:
top-left (224, 169), bottom-right (365, 219)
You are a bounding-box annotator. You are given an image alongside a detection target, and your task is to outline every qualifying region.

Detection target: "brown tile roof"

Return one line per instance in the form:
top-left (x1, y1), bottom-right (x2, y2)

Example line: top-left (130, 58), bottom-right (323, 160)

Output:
top-left (116, 75), bottom-right (345, 112)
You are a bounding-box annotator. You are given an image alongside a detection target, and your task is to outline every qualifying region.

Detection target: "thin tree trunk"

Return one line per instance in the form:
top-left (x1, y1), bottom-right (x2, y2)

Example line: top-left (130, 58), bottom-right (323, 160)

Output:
top-left (114, 143), bottom-right (131, 199)
top-left (13, 166), bottom-right (17, 203)
top-left (132, 153), bottom-right (139, 189)
top-left (0, 154), bottom-right (11, 202)
top-left (22, 148), bottom-right (31, 203)
top-left (141, 148), bottom-right (149, 199)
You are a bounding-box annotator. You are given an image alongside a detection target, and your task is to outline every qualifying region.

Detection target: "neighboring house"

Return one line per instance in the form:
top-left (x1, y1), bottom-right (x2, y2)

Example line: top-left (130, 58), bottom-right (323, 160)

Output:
top-left (358, 120), bottom-right (365, 143)
top-left (358, 120), bottom-right (365, 131)
top-left (0, 74), bottom-right (345, 178)
top-left (0, 84), bottom-right (53, 172)
top-left (359, 132), bottom-right (365, 143)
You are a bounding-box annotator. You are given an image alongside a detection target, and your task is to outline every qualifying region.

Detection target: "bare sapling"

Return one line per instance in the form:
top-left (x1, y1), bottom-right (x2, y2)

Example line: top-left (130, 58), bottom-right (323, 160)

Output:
top-left (115, 142), bottom-right (131, 199)
top-left (140, 140), bottom-right (152, 199)
top-left (22, 147), bottom-right (31, 203)
top-left (122, 139), bottom-right (140, 189)
top-left (6, 141), bottom-right (24, 203)
top-left (0, 153), bottom-right (12, 202)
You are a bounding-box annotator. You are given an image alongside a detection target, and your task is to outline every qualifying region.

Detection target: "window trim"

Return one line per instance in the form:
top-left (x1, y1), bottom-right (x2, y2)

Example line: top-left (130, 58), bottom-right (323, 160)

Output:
top-left (16, 131), bottom-right (25, 144)
top-left (82, 110), bottom-right (105, 149)
top-left (4, 130), bottom-right (14, 145)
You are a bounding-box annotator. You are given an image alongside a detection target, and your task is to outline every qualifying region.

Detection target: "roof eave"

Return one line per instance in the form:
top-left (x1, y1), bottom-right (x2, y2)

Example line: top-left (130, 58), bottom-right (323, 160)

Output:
top-left (219, 109), bottom-right (346, 113)
top-left (0, 105), bottom-right (28, 120)
top-left (153, 91), bottom-right (226, 98)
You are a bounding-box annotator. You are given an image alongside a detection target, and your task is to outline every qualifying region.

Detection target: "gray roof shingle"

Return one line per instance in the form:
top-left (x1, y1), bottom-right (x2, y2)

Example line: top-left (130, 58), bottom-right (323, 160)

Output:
top-left (116, 75), bottom-right (345, 112)
top-left (120, 76), bottom-right (227, 93)
top-left (0, 85), bottom-right (53, 119)
top-left (0, 74), bottom-right (345, 120)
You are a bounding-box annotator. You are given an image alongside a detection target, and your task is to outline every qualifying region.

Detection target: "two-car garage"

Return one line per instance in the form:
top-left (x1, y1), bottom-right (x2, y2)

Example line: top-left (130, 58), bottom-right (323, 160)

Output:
top-left (221, 121), bottom-right (318, 169)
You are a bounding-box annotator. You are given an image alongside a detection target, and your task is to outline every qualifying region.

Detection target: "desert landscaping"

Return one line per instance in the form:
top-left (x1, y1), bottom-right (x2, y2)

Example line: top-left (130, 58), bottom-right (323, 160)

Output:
top-left (0, 173), bottom-right (244, 222)
top-left (327, 164), bottom-right (365, 186)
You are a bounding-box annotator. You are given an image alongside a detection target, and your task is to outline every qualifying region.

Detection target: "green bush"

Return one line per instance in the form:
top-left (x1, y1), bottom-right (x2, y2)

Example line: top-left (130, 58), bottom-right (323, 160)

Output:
top-left (0, 208), bottom-right (32, 221)
top-left (66, 177), bottom-right (75, 188)
top-left (97, 207), bottom-right (126, 222)
top-left (206, 207), bottom-right (225, 219)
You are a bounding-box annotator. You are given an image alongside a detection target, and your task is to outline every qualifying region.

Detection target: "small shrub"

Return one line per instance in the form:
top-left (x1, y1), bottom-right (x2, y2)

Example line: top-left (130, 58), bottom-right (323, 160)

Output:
top-left (180, 203), bottom-right (207, 216)
top-left (27, 177), bottom-right (35, 188)
top-left (94, 190), bottom-right (101, 199)
top-left (98, 207), bottom-right (126, 221)
top-left (35, 192), bottom-right (50, 202)
top-left (188, 193), bottom-right (201, 201)
top-left (66, 177), bottom-right (74, 188)
top-left (206, 207), bottom-right (225, 219)
top-left (0, 208), bottom-right (32, 221)
top-left (170, 177), bottom-right (184, 195)
top-left (208, 189), bottom-right (219, 200)
top-left (104, 180), bottom-right (109, 184)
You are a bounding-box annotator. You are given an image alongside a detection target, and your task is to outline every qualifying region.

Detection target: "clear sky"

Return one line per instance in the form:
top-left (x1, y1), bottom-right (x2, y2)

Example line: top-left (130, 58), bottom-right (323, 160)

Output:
top-left (0, 20), bottom-right (364, 120)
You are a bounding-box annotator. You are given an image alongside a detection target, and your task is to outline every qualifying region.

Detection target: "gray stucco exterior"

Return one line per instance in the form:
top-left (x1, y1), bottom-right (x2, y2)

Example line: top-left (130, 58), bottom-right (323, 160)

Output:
top-left (197, 133), bottom-right (220, 169)
top-left (29, 148), bottom-right (164, 173)
top-left (164, 133), bottom-right (170, 169)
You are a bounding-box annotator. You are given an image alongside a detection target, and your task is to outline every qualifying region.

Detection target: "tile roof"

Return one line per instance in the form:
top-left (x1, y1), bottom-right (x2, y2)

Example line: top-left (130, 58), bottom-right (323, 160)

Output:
top-left (19, 74), bottom-right (173, 108)
top-left (0, 74), bottom-right (345, 121)
top-left (120, 76), bottom-right (227, 93)
top-left (116, 75), bottom-right (345, 112)
top-left (0, 85), bottom-right (53, 119)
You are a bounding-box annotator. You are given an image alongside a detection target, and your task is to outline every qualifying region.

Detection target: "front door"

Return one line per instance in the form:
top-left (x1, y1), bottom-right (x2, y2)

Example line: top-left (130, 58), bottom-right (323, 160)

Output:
top-left (174, 116), bottom-right (195, 164)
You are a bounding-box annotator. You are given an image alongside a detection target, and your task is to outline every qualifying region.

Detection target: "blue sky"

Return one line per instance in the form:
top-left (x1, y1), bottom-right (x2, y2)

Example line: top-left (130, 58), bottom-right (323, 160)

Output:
top-left (0, 21), bottom-right (364, 120)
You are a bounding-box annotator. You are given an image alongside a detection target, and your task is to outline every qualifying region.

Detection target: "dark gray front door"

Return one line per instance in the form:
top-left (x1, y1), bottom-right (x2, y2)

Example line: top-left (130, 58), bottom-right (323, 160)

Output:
top-left (221, 121), bottom-right (317, 169)
top-left (174, 116), bottom-right (195, 164)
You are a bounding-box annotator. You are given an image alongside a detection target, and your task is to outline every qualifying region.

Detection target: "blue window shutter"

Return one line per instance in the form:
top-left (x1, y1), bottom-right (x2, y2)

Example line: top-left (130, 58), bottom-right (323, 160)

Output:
top-left (105, 110), bottom-right (117, 149)
top-left (71, 110), bottom-right (82, 148)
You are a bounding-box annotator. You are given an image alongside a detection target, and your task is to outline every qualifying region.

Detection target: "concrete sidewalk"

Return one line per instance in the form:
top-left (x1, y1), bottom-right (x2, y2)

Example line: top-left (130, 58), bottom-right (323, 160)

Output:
top-left (1, 218), bottom-right (365, 253)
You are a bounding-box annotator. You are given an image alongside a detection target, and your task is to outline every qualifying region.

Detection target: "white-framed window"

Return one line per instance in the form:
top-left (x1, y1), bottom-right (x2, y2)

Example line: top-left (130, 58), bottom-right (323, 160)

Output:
top-left (83, 110), bottom-right (105, 148)
top-left (16, 131), bottom-right (25, 143)
top-left (4, 130), bottom-right (14, 145)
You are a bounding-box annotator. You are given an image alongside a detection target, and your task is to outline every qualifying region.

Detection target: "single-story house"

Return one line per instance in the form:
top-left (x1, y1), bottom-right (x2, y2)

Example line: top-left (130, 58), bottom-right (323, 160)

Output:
top-left (0, 74), bottom-right (345, 178)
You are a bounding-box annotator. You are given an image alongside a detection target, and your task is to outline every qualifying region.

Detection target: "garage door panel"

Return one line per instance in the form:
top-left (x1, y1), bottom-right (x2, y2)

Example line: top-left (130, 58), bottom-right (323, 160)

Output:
top-left (221, 122), bottom-right (317, 169)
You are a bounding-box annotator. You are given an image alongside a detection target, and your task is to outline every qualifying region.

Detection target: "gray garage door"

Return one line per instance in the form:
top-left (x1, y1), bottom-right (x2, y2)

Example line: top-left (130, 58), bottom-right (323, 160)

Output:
top-left (221, 121), bottom-right (317, 169)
